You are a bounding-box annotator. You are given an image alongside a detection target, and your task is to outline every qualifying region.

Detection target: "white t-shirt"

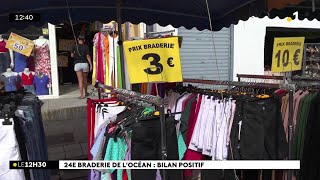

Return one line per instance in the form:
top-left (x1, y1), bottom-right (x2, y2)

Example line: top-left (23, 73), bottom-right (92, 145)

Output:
top-left (0, 118), bottom-right (25, 180)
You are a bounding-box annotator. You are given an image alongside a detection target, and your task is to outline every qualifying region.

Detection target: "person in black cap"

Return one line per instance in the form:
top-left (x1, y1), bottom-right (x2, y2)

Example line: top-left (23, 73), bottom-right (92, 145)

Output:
top-left (70, 35), bottom-right (93, 99)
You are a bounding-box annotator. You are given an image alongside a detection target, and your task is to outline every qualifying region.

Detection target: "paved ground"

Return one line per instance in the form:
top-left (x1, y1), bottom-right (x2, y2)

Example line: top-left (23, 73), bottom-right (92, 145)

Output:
top-left (42, 84), bottom-right (96, 179)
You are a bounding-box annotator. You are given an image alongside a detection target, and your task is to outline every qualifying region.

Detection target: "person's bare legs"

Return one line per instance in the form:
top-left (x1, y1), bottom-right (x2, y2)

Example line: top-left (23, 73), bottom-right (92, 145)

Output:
top-left (83, 72), bottom-right (89, 96)
top-left (76, 70), bottom-right (84, 98)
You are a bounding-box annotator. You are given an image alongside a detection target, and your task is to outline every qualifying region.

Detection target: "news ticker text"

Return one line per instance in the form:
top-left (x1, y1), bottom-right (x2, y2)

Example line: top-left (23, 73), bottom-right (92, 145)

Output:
top-left (9, 160), bottom-right (300, 170)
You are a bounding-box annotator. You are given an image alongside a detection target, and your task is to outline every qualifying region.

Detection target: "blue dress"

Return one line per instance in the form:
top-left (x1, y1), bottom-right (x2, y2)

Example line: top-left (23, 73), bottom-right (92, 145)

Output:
top-left (34, 75), bottom-right (49, 95)
top-left (14, 52), bottom-right (27, 72)
top-left (3, 75), bottom-right (17, 92)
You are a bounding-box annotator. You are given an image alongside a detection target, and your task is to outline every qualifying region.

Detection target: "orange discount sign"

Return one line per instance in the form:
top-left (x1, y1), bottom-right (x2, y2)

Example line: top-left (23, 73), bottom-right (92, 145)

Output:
top-left (6, 33), bottom-right (34, 57)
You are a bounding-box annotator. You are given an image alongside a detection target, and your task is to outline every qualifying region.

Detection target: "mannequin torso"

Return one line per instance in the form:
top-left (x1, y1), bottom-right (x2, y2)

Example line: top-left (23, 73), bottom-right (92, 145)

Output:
top-left (34, 73), bottom-right (49, 95)
top-left (34, 36), bottom-right (51, 83)
top-left (19, 68), bottom-right (35, 76)
top-left (2, 68), bottom-right (17, 77)
top-left (19, 68), bottom-right (35, 86)
top-left (34, 36), bottom-right (49, 47)
top-left (2, 68), bottom-right (17, 92)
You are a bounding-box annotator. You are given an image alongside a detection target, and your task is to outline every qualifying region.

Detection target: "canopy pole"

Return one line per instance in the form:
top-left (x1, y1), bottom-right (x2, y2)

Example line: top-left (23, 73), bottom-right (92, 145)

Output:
top-left (116, 0), bottom-right (126, 89)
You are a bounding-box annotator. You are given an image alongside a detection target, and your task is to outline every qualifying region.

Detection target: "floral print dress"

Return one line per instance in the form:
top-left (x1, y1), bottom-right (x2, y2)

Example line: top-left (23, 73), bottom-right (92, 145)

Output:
top-left (34, 42), bottom-right (51, 84)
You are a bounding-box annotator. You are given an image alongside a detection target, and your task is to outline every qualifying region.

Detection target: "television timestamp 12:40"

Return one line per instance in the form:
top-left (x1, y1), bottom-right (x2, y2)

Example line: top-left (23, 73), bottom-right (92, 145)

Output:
top-left (9, 13), bottom-right (41, 22)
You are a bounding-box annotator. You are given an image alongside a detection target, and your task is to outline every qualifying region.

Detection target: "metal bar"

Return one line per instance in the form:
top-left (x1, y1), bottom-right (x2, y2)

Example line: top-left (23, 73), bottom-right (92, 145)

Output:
top-left (145, 29), bottom-right (175, 36)
top-left (94, 82), bottom-right (162, 106)
top-left (303, 43), bottom-right (307, 75)
top-left (183, 78), bottom-right (280, 89)
top-left (237, 74), bottom-right (320, 82)
top-left (288, 90), bottom-right (294, 180)
top-left (237, 74), bottom-right (284, 80)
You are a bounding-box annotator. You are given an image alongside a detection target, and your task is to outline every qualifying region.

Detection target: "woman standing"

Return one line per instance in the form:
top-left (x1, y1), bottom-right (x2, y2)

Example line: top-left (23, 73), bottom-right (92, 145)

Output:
top-left (71, 35), bottom-right (93, 99)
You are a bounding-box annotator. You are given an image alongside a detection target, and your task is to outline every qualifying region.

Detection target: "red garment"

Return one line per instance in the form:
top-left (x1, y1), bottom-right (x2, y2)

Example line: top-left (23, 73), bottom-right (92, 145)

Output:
top-left (0, 40), bottom-right (8, 52)
top-left (182, 94), bottom-right (196, 111)
top-left (275, 89), bottom-right (288, 95)
top-left (21, 73), bottom-right (34, 85)
top-left (87, 98), bottom-right (117, 160)
top-left (123, 169), bottom-right (128, 180)
top-left (96, 32), bottom-right (105, 83)
top-left (184, 94), bottom-right (205, 178)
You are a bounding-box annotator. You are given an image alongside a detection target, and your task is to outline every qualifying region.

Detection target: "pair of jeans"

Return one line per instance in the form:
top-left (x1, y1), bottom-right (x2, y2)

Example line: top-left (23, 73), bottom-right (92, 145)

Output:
top-left (16, 96), bottom-right (49, 180)
top-left (222, 97), bottom-right (287, 180)
top-left (13, 117), bottom-right (31, 180)
top-left (229, 97), bottom-right (288, 160)
top-left (17, 106), bottom-right (44, 180)
top-left (22, 96), bottom-right (48, 161)
top-left (131, 116), bottom-right (182, 180)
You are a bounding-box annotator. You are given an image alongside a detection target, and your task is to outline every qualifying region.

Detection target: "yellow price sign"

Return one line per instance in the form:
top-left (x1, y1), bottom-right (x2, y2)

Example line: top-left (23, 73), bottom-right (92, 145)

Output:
top-left (42, 28), bottom-right (49, 35)
top-left (123, 37), bottom-right (183, 84)
top-left (5, 33), bottom-right (34, 57)
top-left (271, 37), bottom-right (305, 73)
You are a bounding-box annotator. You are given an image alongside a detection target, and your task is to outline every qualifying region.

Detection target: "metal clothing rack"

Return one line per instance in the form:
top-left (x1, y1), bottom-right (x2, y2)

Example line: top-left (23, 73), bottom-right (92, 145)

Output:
top-left (145, 29), bottom-right (175, 38)
top-left (183, 78), bottom-right (281, 89)
top-left (237, 73), bottom-right (320, 83)
top-left (145, 29), bottom-right (175, 36)
top-left (235, 74), bottom-right (320, 180)
top-left (183, 78), bottom-right (295, 180)
top-left (94, 82), bottom-right (169, 180)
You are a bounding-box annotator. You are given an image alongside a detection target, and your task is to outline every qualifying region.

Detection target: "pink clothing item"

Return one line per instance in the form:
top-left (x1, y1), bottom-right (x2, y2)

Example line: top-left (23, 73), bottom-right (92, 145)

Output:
top-left (94, 32), bottom-right (105, 83)
top-left (293, 91), bottom-right (309, 131)
top-left (184, 94), bottom-right (205, 178)
top-left (284, 90), bottom-right (302, 141)
top-left (182, 93), bottom-right (197, 110)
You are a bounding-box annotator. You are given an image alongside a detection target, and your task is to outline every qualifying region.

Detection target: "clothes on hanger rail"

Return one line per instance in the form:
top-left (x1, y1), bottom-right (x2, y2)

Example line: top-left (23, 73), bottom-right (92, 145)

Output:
top-left (165, 84), bottom-right (288, 180)
top-left (0, 91), bottom-right (49, 180)
top-left (92, 31), bottom-right (122, 89)
top-left (87, 96), bottom-right (185, 180)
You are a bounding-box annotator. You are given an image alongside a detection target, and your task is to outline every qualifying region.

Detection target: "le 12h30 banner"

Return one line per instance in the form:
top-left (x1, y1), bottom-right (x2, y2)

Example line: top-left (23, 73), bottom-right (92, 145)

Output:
top-left (123, 37), bottom-right (183, 84)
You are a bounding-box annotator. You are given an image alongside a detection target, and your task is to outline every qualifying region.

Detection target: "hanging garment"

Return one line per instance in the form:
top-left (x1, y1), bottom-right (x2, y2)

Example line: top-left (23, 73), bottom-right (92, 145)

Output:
top-left (229, 98), bottom-right (287, 160)
top-left (117, 46), bottom-right (122, 88)
top-left (14, 52), bottom-right (28, 72)
top-left (93, 105), bottom-right (126, 137)
top-left (87, 98), bottom-right (118, 160)
top-left (93, 32), bottom-right (105, 84)
top-left (92, 46), bottom-right (97, 85)
top-left (34, 43), bottom-right (51, 84)
top-left (0, 118), bottom-right (26, 180)
top-left (3, 75), bottom-right (17, 92)
top-left (34, 75), bottom-right (49, 95)
top-left (103, 34), bottom-right (109, 88)
top-left (108, 35), bottom-right (119, 88)
top-left (131, 117), bottom-right (183, 180)
top-left (0, 52), bottom-right (11, 73)
top-left (301, 93), bottom-right (320, 180)
top-left (0, 40), bottom-right (9, 52)
top-left (21, 73), bottom-right (34, 86)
